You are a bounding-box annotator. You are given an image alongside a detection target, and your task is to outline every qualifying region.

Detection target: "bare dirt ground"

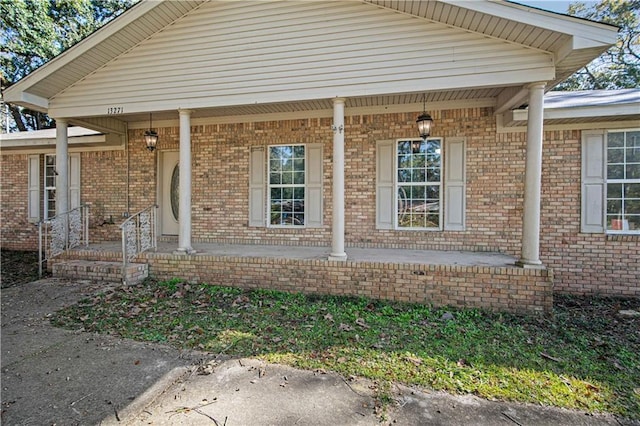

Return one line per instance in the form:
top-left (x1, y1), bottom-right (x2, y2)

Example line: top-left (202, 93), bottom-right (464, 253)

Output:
top-left (1, 250), bottom-right (43, 289)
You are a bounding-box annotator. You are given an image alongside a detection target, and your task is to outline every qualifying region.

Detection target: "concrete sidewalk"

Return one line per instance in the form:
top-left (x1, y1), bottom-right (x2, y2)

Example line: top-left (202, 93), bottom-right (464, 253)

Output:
top-left (1, 279), bottom-right (633, 425)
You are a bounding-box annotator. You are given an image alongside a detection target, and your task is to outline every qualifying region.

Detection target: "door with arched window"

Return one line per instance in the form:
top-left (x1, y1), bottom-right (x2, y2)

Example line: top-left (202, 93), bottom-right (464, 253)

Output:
top-left (160, 151), bottom-right (179, 235)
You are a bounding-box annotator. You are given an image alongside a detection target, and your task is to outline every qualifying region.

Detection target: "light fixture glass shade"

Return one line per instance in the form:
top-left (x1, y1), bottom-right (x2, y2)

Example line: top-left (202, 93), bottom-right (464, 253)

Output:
top-left (144, 130), bottom-right (158, 151)
top-left (416, 112), bottom-right (433, 139)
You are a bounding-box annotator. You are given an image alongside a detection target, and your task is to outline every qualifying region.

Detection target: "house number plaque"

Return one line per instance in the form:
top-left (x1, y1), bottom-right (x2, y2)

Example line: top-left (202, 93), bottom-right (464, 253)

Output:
top-left (107, 107), bottom-right (124, 114)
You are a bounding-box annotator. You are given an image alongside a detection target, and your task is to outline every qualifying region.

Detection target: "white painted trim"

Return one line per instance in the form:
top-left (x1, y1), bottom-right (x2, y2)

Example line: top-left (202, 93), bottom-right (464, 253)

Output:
top-left (443, 0), bottom-right (618, 45)
top-left (496, 115), bottom-right (640, 134)
top-left (513, 104), bottom-right (640, 122)
top-left (126, 98), bottom-right (497, 130)
top-left (1, 145), bottom-right (124, 155)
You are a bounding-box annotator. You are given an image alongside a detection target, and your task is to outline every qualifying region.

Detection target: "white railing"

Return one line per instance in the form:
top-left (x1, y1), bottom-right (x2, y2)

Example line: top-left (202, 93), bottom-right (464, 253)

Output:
top-left (119, 205), bottom-right (157, 283)
top-left (39, 205), bottom-right (90, 277)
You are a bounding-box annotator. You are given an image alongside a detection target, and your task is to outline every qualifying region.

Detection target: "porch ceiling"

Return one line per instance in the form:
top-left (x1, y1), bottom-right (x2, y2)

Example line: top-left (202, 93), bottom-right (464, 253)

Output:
top-left (78, 87), bottom-right (504, 126)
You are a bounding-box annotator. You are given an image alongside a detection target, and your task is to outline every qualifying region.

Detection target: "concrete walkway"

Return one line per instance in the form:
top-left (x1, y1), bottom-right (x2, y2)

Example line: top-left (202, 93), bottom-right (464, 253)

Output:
top-left (1, 278), bottom-right (632, 426)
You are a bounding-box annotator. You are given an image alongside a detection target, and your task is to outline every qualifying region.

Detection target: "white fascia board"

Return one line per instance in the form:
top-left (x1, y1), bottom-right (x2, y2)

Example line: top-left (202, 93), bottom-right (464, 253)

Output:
top-left (443, 0), bottom-right (618, 46)
top-left (3, 92), bottom-right (49, 111)
top-left (0, 133), bottom-right (107, 149)
top-left (512, 103), bottom-right (640, 122)
top-left (2, 1), bottom-right (164, 102)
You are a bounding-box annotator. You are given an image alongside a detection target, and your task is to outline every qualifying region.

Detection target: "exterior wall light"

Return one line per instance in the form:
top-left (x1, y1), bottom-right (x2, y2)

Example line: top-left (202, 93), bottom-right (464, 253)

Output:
top-left (144, 113), bottom-right (158, 151)
top-left (416, 94), bottom-right (433, 139)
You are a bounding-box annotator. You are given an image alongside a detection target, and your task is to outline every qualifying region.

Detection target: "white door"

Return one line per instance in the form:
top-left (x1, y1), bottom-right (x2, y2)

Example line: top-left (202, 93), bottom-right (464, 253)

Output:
top-left (160, 151), bottom-right (179, 235)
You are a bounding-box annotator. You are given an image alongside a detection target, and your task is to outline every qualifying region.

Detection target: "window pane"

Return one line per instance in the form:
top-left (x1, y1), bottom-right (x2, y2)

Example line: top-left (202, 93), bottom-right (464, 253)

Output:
top-left (412, 169), bottom-right (425, 182)
top-left (412, 154), bottom-right (425, 168)
top-left (607, 183), bottom-right (623, 199)
top-left (426, 213), bottom-right (439, 227)
top-left (398, 154), bottom-right (411, 169)
top-left (626, 164), bottom-right (640, 179)
top-left (294, 171), bottom-right (305, 184)
top-left (608, 164), bottom-right (624, 179)
top-left (294, 187), bottom-right (305, 200)
top-left (627, 131), bottom-right (640, 148)
top-left (293, 145), bottom-right (305, 157)
top-left (608, 132), bottom-right (624, 148)
top-left (398, 141), bottom-right (411, 155)
top-left (282, 172), bottom-right (293, 184)
top-left (626, 199), bottom-right (640, 215)
top-left (283, 187), bottom-right (293, 199)
top-left (607, 148), bottom-right (624, 164)
top-left (626, 183), bottom-right (640, 199)
top-left (427, 168), bottom-right (440, 182)
top-left (270, 172), bottom-right (281, 184)
top-left (398, 169), bottom-right (411, 183)
top-left (626, 148), bottom-right (640, 163)
top-left (628, 215), bottom-right (640, 231)
top-left (607, 199), bottom-right (622, 214)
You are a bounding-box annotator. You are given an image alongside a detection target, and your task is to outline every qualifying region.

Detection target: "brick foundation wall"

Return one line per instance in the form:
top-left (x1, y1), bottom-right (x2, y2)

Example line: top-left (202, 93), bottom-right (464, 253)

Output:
top-left (149, 254), bottom-right (553, 314)
top-left (51, 250), bottom-right (553, 314)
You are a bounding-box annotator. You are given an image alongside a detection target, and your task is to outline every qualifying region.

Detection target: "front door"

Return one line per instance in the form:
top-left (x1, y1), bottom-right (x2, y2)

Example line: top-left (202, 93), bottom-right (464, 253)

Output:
top-left (160, 151), bottom-right (179, 235)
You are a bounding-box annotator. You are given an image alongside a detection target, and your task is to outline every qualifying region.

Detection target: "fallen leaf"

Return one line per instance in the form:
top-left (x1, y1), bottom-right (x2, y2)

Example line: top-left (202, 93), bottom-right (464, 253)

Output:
top-left (355, 318), bottom-right (369, 329)
top-left (338, 323), bottom-right (354, 332)
top-left (404, 355), bottom-right (422, 366)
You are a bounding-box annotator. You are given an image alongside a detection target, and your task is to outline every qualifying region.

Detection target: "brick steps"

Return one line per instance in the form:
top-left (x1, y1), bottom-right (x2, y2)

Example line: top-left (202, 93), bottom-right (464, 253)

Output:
top-left (52, 260), bottom-right (148, 285)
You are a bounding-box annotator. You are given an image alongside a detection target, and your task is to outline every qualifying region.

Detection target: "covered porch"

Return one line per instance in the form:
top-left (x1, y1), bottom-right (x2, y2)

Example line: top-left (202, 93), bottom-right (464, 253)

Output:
top-left (51, 242), bottom-right (553, 314)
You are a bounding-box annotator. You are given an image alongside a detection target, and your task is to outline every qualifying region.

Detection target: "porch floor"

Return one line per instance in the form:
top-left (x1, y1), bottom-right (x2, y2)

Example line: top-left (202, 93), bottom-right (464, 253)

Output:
top-left (75, 241), bottom-right (520, 268)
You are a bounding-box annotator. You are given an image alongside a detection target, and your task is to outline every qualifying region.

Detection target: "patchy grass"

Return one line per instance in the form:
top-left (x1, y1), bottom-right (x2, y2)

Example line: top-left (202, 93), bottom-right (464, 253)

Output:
top-left (52, 278), bottom-right (640, 419)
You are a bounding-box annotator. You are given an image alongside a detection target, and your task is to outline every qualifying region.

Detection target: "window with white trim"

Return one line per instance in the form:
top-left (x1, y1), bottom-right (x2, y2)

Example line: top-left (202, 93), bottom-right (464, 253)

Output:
top-left (376, 137), bottom-right (465, 231)
top-left (249, 144), bottom-right (322, 228)
top-left (606, 129), bottom-right (640, 233)
top-left (44, 154), bottom-right (57, 219)
top-left (269, 144), bottom-right (306, 227)
top-left (396, 138), bottom-right (442, 229)
top-left (27, 153), bottom-right (81, 222)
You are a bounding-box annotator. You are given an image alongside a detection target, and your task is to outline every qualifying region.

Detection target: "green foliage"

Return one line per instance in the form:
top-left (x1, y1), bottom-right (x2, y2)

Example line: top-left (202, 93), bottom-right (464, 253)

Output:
top-left (52, 280), bottom-right (640, 419)
top-left (559, 0), bottom-right (640, 90)
top-left (0, 0), bottom-right (137, 130)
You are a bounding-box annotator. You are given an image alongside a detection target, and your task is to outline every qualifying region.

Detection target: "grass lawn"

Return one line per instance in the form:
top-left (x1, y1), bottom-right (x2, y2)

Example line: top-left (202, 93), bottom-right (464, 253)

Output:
top-left (52, 278), bottom-right (640, 419)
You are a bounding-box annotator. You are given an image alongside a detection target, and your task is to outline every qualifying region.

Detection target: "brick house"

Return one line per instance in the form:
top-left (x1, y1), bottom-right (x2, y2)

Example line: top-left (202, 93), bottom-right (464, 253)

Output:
top-left (1, 0), bottom-right (638, 312)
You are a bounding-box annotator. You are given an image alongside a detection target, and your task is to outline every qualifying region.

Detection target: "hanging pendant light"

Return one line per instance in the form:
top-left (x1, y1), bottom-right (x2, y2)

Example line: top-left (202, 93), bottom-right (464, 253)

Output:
top-left (144, 113), bottom-right (158, 151)
top-left (416, 94), bottom-right (433, 140)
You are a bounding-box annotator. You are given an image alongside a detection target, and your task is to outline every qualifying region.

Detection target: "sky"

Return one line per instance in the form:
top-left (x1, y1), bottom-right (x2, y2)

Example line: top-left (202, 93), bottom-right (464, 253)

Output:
top-left (511, 0), bottom-right (598, 13)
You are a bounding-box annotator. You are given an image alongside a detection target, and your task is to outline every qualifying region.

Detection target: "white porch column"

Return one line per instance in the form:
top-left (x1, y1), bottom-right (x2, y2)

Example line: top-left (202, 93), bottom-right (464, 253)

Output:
top-left (177, 109), bottom-right (194, 254)
top-left (329, 98), bottom-right (347, 261)
top-left (55, 118), bottom-right (69, 216)
top-left (518, 82), bottom-right (545, 267)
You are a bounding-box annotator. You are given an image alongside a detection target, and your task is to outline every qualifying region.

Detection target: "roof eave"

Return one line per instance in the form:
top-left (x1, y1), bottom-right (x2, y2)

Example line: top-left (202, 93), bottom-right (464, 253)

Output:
top-left (3, 0), bottom-right (165, 108)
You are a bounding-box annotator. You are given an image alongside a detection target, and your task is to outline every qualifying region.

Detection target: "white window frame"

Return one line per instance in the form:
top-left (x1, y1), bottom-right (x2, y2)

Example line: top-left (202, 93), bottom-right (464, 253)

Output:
top-left (606, 128), bottom-right (640, 235)
top-left (44, 154), bottom-right (57, 220)
top-left (394, 138), bottom-right (443, 230)
top-left (267, 144), bottom-right (306, 228)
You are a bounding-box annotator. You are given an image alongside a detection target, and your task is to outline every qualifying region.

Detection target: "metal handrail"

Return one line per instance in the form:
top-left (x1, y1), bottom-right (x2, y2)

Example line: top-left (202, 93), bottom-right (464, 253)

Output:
top-left (119, 205), bottom-right (157, 284)
top-left (38, 204), bottom-right (90, 277)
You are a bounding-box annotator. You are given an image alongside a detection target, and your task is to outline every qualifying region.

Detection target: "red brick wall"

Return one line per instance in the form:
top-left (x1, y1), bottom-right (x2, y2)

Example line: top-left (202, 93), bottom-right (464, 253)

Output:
top-left (540, 132), bottom-right (640, 296)
top-left (2, 110), bottom-right (638, 297)
top-left (0, 154), bottom-right (37, 250)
